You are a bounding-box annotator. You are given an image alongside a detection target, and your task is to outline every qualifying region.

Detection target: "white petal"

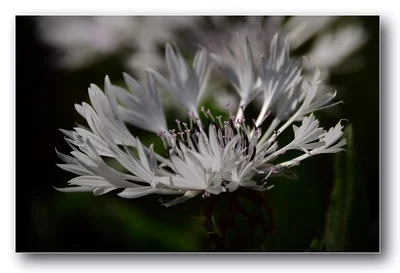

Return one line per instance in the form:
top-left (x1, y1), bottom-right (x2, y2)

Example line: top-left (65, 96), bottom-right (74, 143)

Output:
top-left (161, 190), bottom-right (201, 207)
top-left (54, 186), bottom-right (92, 193)
top-left (117, 187), bottom-right (156, 198)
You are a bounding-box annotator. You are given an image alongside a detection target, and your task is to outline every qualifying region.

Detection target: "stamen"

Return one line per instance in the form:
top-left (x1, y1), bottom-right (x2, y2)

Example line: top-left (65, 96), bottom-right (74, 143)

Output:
top-left (216, 115), bottom-right (223, 128)
top-left (206, 109), bottom-right (215, 122)
top-left (157, 131), bottom-right (168, 149)
top-left (225, 101), bottom-right (233, 116)
top-left (175, 119), bottom-right (182, 132)
top-left (188, 111), bottom-right (194, 129)
top-left (201, 106), bottom-right (208, 119)
top-left (217, 129), bottom-right (224, 147)
top-left (157, 130), bottom-right (166, 137)
top-left (159, 107), bottom-right (258, 176)
top-left (229, 117), bottom-right (238, 135)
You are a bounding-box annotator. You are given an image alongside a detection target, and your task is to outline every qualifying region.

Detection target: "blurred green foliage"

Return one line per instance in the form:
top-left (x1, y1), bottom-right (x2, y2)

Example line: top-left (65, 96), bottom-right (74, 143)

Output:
top-left (49, 193), bottom-right (205, 251)
top-left (309, 125), bottom-right (371, 251)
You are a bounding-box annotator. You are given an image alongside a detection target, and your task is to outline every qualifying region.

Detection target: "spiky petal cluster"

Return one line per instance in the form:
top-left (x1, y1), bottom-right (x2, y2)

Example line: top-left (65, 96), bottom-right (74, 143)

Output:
top-left (56, 33), bottom-right (346, 207)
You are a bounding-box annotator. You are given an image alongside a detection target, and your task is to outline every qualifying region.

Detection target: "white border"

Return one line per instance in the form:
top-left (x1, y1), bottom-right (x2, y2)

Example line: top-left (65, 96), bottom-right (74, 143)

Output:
top-left (2, 1), bottom-right (395, 272)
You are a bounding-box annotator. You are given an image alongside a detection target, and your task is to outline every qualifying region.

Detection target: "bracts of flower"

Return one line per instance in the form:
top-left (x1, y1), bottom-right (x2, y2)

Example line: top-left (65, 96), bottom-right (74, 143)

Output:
top-left (55, 33), bottom-right (346, 207)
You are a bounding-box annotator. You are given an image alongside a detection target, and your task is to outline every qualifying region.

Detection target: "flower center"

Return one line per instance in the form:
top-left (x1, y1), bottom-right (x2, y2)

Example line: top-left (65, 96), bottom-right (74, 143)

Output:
top-left (157, 106), bottom-right (260, 160)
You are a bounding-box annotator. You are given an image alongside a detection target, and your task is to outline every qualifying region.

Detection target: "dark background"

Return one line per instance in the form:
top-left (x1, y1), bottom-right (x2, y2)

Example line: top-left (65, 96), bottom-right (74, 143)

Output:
top-left (16, 16), bottom-right (379, 252)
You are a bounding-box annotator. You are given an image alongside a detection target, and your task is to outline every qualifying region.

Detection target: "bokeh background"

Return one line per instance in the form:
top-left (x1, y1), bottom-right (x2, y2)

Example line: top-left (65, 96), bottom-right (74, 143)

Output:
top-left (16, 16), bottom-right (379, 252)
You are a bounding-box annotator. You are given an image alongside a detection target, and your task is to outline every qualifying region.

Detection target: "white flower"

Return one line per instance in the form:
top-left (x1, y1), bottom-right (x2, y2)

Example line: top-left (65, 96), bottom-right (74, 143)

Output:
top-left (56, 32), bottom-right (346, 207)
top-left (117, 72), bottom-right (167, 133)
top-left (290, 114), bottom-right (326, 151)
top-left (313, 120), bottom-right (347, 154)
top-left (211, 36), bottom-right (261, 108)
top-left (148, 44), bottom-right (211, 115)
top-left (256, 33), bottom-right (303, 127)
top-left (196, 16), bottom-right (366, 121)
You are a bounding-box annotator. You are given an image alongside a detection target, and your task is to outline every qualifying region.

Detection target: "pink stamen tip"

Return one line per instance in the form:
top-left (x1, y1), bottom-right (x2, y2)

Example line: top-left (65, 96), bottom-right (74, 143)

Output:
top-left (202, 191), bottom-right (211, 198)
top-left (225, 102), bottom-right (232, 109)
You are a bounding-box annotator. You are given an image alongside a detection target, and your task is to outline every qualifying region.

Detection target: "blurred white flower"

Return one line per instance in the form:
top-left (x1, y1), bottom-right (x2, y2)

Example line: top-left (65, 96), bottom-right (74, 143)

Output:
top-left (302, 23), bottom-right (368, 73)
top-left (56, 31), bottom-right (346, 207)
top-left (38, 17), bottom-right (134, 68)
top-left (284, 16), bottom-right (337, 50)
top-left (37, 16), bottom-right (198, 71)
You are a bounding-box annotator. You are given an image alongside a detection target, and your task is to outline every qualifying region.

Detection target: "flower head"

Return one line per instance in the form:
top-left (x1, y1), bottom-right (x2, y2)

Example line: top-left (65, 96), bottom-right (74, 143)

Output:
top-left (56, 32), bottom-right (346, 207)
